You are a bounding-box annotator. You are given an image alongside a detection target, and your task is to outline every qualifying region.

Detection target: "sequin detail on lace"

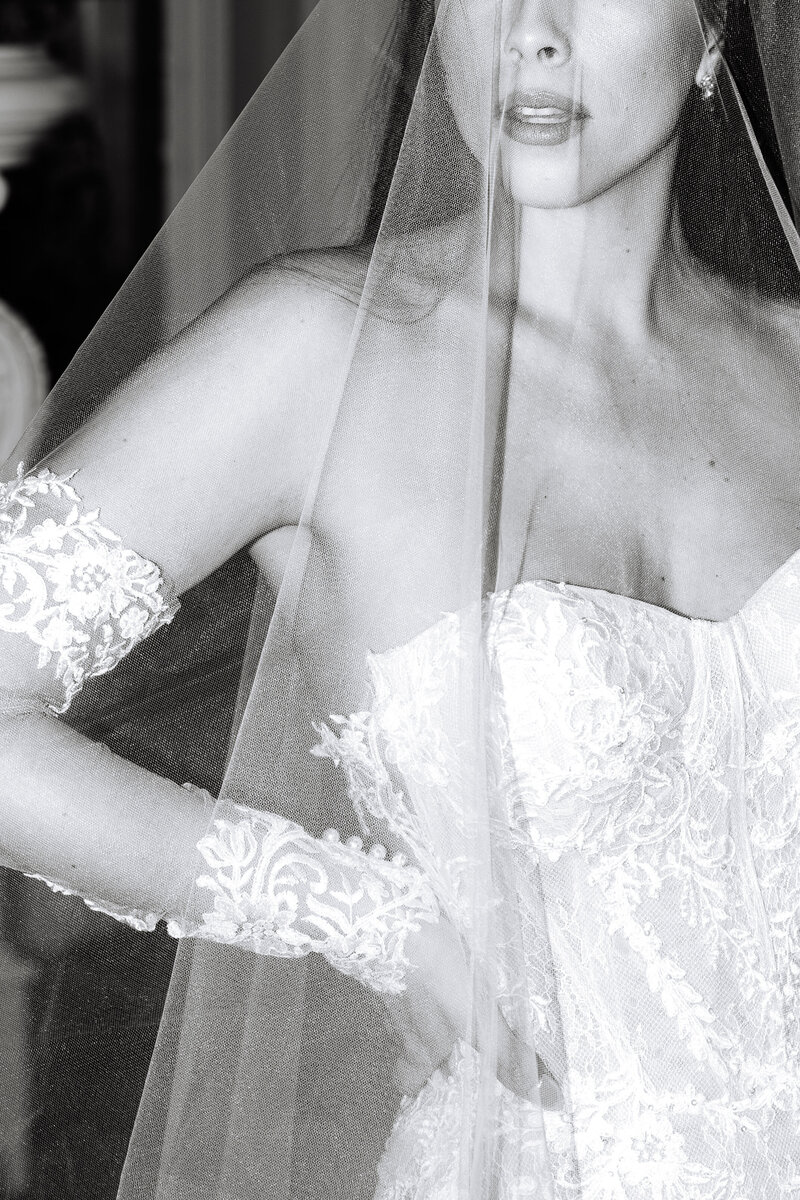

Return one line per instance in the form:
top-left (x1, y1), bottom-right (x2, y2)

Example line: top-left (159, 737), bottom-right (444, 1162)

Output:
top-left (167, 806), bottom-right (440, 994)
top-left (0, 463), bottom-right (179, 713)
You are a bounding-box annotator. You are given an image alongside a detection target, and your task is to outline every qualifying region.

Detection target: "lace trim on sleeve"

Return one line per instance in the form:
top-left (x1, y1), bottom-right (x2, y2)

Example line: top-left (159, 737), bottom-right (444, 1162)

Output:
top-left (0, 463), bottom-right (180, 713)
top-left (20, 791), bottom-right (441, 989)
top-left (168, 807), bottom-right (440, 994)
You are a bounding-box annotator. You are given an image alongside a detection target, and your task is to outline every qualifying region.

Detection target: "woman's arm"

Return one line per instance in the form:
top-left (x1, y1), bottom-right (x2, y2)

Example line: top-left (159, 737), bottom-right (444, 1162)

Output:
top-left (0, 711), bottom-right (211, 921)
top-left (0, 263), bottom-right (355, 909)
top-left (10, 264), bottom-right (354, 595)
top-left (0, 258), bottom-right (550, 1103)
top-left (0, 259), bottom-right (444, 1003)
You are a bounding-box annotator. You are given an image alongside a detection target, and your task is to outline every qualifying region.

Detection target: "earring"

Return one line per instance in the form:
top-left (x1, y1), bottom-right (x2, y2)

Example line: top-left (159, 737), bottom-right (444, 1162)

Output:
top-left (698, 73), bottom-right (716, 101)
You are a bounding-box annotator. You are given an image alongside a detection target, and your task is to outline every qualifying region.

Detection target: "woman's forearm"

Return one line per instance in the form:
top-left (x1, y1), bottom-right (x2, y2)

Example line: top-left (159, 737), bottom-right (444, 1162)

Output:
top-left (0, 713), bottom-right (441, 994)
top-left (0, 464), bottom-right (440, 991)
top-left (0, 711), bottom-right (214, 922)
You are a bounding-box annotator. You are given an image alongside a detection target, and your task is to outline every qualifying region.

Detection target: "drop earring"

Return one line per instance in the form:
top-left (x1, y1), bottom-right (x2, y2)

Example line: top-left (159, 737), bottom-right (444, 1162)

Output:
top-left (698, 73), bottom-right (716, 101)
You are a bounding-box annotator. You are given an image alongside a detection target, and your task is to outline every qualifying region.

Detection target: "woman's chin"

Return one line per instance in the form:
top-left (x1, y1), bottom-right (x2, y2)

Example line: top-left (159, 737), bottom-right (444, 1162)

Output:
top-left (501, 147), bottom-right (592, 211)
top-left (504, 175), bottom-right (590, 212)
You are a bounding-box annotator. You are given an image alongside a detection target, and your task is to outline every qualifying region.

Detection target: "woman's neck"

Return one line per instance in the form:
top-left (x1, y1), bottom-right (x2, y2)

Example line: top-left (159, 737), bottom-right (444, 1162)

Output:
top-left (514, 137), bottom-right (686, 345)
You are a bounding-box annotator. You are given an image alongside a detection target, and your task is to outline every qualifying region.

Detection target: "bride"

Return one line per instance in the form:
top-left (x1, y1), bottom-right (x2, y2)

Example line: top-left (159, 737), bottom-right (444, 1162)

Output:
top-left (2, 0), bottom-right (800, 1196)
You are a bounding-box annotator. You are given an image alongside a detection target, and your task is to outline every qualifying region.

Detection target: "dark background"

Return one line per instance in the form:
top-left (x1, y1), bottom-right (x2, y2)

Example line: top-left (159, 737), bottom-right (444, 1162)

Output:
top-left (0, 3), bottom-right (314, 1197)
top-left (0, 0), bottom-right (316, 382)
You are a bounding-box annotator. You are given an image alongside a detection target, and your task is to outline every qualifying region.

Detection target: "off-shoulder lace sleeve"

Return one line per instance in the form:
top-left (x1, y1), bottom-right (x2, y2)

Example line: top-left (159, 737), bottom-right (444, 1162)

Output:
top-left (168, 805), bottom-right (441, 994)
top-left (25, 792), bottom-right (441, 991)
top-left (0, 463), bottom-right (179, 714)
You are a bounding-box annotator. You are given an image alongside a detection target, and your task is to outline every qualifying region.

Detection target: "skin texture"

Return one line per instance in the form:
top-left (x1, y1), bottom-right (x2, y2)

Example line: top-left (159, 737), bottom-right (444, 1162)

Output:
top-left (357, 0), bottom-right (800, 1103)
top-left (1, 0), bottom-right (799, 1122)
top-left (434, 0), bottom-right (800, 622)
top-left (438, 0), bottom-right (712, 207)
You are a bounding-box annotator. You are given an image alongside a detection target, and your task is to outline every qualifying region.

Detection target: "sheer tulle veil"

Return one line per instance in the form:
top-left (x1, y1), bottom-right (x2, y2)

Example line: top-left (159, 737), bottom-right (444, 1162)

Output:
top-left (7, 0), bottom-right (800, 1196)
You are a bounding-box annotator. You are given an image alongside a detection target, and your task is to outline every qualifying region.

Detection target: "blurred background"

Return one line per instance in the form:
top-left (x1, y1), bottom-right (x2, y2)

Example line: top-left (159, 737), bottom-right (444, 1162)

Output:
top-left (0, 3), bottom-right (317, 1197)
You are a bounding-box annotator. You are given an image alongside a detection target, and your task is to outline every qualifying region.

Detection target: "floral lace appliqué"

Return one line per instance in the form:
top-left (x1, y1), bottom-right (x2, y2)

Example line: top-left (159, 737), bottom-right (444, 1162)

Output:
top-left (169, 807), bottom-right (440, 995)
top-left (0, 463), bottom-right (179, 712)
top-left (312, 578), bottom-right (800, 1199)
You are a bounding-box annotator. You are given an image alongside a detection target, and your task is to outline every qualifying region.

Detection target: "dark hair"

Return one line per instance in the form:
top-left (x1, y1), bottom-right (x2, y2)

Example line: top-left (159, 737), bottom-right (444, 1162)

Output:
top-left (363, 0), bottom-right (437, 241)
top-left (364, 0), bottom-right (798, 302)
top-left (675, 0), bottom-right (799, 300)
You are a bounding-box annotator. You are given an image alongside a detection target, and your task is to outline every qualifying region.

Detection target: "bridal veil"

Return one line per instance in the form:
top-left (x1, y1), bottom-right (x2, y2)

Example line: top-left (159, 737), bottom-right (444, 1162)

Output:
top-left (6, 0), bottom-right (800, 1196)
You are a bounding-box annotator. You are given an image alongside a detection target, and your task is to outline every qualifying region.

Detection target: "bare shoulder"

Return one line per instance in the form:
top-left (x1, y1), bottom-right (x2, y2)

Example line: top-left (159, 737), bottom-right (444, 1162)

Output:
top-left (727, 292), bottom-right (800, 423)
top-left (750, 293), bottom-right (800, 369)
top-left (752, 294), bottom-right (800, 468)
top-left (198, 246), bottom-right (373, 468)
top-left (709, 284), bottom-right (800, 363)
top-left (699, 287), bottom-right (800, 507)
top-left (201, 246), bottom-right (369, 393)
top-left (692, 281), bottom-right (800, 408)
top-left (262, 244), bottom-right (373, 308)
top-left (28, 247), bottom-right (372, 594)
top-left (227, 245), bottom-right (370, 321)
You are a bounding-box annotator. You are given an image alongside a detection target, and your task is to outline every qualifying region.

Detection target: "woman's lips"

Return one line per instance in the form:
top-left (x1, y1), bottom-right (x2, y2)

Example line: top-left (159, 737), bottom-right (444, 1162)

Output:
top-left (501, 89), bottom-right (589, 147)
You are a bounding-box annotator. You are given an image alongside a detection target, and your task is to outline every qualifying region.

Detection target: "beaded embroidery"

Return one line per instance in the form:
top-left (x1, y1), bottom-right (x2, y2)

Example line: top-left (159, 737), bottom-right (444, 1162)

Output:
top-left (318, 577), bottom-right (800, 1200)
top-left (0, 463), bottom-right (179, 713)
top-left (168, 806), bottom-right (441, 995)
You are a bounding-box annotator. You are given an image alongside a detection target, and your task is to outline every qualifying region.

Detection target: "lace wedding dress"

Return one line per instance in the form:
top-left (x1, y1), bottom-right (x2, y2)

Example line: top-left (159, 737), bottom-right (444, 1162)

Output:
top-left (5, 466), bottom-right (800, 1197)
top-left (314, 567), bottom-right (800, 1200)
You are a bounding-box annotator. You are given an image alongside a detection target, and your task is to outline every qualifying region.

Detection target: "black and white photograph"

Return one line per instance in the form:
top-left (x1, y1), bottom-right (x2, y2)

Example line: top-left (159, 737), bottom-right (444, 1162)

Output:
top-left (0, 1), bottom-right (799, 1197)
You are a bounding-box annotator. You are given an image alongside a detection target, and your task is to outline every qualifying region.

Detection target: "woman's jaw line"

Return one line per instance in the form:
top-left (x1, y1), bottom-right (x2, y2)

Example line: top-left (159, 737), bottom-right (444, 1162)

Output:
top-left (510, 132), bottom-right (687, 343)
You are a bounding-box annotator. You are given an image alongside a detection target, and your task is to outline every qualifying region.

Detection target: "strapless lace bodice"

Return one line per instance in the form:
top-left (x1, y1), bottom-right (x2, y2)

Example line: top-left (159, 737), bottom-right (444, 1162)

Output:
top-left (315, 557), bottom-right (800, 1199)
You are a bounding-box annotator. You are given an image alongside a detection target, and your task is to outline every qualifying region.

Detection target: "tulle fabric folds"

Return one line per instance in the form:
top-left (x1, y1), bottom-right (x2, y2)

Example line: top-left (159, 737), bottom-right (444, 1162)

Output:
top-left (9, 0), bottom-right (800, 1197)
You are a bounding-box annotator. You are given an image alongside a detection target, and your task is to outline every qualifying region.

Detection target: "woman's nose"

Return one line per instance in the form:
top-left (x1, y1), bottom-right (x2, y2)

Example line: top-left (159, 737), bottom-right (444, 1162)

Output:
top-left (504, 0), bottom-right (572, 68)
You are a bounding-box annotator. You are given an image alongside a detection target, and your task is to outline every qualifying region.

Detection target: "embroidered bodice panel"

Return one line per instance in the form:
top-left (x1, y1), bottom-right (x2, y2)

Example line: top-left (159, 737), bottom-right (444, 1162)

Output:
top-left (316, 560), bottom-right (800, 1200)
